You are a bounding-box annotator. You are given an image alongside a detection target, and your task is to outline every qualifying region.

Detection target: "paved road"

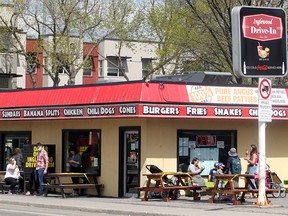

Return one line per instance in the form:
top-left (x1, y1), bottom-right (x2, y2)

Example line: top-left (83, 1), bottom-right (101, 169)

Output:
top-left (0, 203), bottom-right (126, 216)
top-left (0, 194), bottom-right (287, 216)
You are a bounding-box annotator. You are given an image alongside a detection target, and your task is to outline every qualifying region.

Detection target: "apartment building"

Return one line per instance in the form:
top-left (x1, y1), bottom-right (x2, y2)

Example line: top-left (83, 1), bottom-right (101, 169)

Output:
top-left (0, 4), bottom-right (169, 89)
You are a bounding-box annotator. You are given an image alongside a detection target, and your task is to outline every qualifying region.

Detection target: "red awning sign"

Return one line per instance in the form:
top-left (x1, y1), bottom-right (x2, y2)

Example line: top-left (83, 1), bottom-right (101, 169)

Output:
top-left (259, 78), bottom-right (271, 99)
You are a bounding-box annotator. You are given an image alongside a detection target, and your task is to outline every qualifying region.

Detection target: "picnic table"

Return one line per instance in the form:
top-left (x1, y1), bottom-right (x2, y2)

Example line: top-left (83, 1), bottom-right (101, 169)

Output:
top-left (208, 174), bottom-right (276, 205)
top-left (139, 172), bottom-right (204, 202)
top-left (43, 172), bottom-right (104, 198)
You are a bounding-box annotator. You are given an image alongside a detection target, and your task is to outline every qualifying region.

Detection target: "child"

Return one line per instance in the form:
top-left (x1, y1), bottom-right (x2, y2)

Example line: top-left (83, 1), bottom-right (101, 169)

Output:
top-left (216, 162), bottom-right (225, 188)
top-left (208, 162), bottom-right (218, 184)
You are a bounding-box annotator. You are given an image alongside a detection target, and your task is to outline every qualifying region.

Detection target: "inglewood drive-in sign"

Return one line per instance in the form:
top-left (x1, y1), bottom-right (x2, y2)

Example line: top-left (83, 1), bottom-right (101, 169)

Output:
top-left (232, 6), bottom-right (287, 78)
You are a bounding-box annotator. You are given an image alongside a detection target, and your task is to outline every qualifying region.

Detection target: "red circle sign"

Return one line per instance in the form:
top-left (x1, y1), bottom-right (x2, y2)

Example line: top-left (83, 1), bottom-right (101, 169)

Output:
top-left (259, 79), bottom-right (271, 99)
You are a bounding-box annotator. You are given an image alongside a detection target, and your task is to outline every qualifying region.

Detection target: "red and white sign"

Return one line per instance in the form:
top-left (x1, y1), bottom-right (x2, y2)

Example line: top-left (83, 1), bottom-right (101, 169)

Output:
top-left (242, 14), bottom-right (283, 41)
top-left (259, 78), bottom-right (272, 99)
top-left (196, 135), bottom-right (217, 147)
top-left (0, 104), bottom-right (287, 121)
top-left (232, 6), bottom-right (287, 77)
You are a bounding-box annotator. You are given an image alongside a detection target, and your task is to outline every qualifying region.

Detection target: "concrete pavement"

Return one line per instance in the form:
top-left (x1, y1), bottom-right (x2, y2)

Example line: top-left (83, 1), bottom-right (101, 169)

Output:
top-left (0, 193), bottom-right (287, 216)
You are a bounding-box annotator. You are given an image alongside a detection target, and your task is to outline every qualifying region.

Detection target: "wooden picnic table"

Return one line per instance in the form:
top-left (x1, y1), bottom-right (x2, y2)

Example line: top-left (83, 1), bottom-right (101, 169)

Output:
top-left (139, 172), bottom-right (204, 202)
top-left (43, 172), bottom-right (104, 198)
top-left (208, 174), bottom-right (275, 205)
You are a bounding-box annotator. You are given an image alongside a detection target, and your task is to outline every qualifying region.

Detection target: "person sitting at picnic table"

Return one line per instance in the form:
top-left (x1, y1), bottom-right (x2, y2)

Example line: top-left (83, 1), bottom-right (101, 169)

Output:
top-left (4, 157), bottom-right (24, 194)
top-left (216, 162), bottom-right (225, 188)
top-left (208, 162), bottom-right (218, 183)
top-left (187, 157), bottom-right (206, 186)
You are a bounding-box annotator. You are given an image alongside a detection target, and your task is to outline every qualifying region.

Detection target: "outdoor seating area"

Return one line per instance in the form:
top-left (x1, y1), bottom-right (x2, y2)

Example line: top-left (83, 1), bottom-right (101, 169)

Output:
top-left (207, 174), bottom-right (278, 205)
top-left (139, 171), bottom-right (205, 202)
top-left (43, 172), bottom-right (104, 198)
top-left (0, 170), bottom-right (104, 198)
top-left (139, 171), bottom-right (283, 205)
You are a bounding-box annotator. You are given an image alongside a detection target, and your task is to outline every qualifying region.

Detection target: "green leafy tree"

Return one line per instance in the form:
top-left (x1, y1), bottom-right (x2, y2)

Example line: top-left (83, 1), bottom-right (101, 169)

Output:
top-left (142, 0), bottom-right (288, 84)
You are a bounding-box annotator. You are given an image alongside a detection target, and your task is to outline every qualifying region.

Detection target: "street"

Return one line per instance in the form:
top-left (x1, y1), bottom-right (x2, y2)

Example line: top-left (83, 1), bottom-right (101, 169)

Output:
top-left (0, 203), bottom-right (126, 216)
top-left (0, 194), bottom-right (288, 216)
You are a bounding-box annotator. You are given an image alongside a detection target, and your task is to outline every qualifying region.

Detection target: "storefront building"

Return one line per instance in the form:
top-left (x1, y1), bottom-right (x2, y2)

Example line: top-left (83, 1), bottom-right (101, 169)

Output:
top-left (0, 81), bottom-right (287, 197)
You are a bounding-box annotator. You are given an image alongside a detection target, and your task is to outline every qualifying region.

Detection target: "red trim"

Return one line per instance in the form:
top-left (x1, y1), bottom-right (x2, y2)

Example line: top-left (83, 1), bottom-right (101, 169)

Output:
top-left (1, 82), bottom-right (288, 121)
top-left (0, 104), bottom-right (287, 121)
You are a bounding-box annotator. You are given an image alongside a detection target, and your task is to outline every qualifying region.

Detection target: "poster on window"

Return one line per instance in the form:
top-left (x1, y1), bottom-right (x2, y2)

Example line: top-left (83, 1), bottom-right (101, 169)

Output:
top-left (23, 144), bottom-right (55, 179)
top-left (179, 138), bottom-right (189, 156)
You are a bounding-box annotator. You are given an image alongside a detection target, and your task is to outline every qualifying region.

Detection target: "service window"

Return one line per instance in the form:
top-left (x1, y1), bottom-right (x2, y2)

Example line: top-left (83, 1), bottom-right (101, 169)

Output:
top-left (177, 130), bottom-right (237, 175)
top-left (62, 130), bottom-right (101, 175)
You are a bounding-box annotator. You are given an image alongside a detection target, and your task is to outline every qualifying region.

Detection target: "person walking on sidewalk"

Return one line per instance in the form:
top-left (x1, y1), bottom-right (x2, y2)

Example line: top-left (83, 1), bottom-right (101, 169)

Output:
top-left (34, 142), bottom-right (49, 196)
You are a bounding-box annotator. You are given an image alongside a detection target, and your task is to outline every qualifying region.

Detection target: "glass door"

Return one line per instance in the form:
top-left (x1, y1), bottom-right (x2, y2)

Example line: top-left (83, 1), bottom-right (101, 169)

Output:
top-left (124, 130), bottom-right (140, 197)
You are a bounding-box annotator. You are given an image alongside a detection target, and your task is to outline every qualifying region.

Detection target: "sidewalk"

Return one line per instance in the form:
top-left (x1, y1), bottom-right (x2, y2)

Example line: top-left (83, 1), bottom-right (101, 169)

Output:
top-left (0, 193), bottom-right (287, 216)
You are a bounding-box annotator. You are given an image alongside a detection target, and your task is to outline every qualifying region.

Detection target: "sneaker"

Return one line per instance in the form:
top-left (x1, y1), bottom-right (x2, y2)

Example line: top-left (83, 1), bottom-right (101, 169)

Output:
top-left (7, 190), bottom-right (12, 195)
top-left (25, 191), bottom-right (31, 196)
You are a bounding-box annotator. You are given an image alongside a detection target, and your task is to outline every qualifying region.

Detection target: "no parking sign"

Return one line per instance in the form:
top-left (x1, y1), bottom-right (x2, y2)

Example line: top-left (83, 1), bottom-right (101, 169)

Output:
top-left (258, 78), bottom-right (272, 122)
top-left (259, 78), bottom-right (271, 100)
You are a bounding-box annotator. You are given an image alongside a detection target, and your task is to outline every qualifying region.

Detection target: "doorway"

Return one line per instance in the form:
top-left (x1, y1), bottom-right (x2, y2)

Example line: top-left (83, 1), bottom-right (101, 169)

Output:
top-left (119, 127), bottom-right (140, 197)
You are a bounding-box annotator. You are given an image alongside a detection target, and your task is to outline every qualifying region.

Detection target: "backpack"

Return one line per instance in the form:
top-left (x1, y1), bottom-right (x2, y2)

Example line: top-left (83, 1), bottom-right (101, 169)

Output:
top-left (230, 156), bottom-right (242, 174)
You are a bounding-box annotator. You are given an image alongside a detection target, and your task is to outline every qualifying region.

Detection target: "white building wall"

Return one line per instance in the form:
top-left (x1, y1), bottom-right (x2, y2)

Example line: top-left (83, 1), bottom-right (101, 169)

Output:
top-left (98, 39), bottom-right (161, 82)
top-left (42, 35), bottom-right (84, 87)
top-left (14, 32), bottom-right (27, 88)
top-left (0, 4), bottom-right (17, 27)
top-left (0, 4), bottom-right (27, 89)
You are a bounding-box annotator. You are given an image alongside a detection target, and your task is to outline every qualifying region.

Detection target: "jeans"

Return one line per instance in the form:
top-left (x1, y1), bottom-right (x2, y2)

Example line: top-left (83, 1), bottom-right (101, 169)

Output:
top-left (248, 165), bottom-right (258, 189)
top-left (34, 168), bottom-right (45, 193)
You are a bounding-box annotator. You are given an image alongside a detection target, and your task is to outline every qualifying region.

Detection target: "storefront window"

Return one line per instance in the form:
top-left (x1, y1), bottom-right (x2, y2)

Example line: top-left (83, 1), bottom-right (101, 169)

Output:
top-left (0, 132), bottom-right (31, 170)
top-left (177, 130), bottom-right (237, 175)
top-left (63, 130), bottom-right (101, 175)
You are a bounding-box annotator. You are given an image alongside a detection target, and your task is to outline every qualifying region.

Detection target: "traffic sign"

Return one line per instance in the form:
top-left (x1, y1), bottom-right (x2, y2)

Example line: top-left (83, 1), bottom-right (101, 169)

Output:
top-left (258, 78), bottom-right (272, 122)
top-left (259, 78), bottom-right (271, 100)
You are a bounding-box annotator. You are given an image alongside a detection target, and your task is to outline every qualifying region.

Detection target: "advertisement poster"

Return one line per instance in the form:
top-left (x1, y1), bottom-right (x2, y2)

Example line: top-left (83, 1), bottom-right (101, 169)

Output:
top-left (232, 6), bottom-right (287, 77)
top-left (23, 144), bottom-right (55, 179)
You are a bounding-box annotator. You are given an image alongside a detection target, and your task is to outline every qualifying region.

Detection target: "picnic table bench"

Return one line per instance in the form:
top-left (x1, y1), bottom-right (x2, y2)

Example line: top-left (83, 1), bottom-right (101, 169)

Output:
top-left (208, 174), bottom-right (277, 205)
top-left (0, 170), bottom-right (27, 194)
top-left (43, 172), bottom-right (104, 198)
top-left (139, 172), bottom-right (204, 201)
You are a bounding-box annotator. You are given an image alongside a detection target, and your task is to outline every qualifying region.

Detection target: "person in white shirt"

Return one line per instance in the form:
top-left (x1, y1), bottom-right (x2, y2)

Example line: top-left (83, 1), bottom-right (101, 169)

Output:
top-left (4, 157), bottom-right (23, 194)
top-left (187, 157), bottom-right (206, 186)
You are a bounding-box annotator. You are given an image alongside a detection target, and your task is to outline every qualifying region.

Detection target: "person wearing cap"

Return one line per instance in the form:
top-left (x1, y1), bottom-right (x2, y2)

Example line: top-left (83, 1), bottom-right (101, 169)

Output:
top-left (34, 142), bottom-right (49, 196)
top-left (226, 147), bottom-right (242, 187)
top-left (216, 162), bottom-right (225, 188)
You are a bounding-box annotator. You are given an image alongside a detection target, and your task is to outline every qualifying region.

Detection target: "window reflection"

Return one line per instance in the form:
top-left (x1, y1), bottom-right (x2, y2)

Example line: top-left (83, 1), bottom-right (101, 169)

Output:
top-left (63, 130), bottom-right (101, 175)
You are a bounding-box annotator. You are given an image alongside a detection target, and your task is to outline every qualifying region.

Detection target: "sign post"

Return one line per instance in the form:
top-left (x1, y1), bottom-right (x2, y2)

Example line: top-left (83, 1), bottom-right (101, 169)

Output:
top-left (258, 78), bottom-right (272, 205)
top-left (232, 6), bottom-right (287, 206)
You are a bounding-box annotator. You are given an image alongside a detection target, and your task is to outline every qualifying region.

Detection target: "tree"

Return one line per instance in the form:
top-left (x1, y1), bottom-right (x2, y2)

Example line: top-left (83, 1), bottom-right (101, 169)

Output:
top-left (0, 0), bottom-right (140, 87)
top-left (142, 0), bottom-right (288, 85)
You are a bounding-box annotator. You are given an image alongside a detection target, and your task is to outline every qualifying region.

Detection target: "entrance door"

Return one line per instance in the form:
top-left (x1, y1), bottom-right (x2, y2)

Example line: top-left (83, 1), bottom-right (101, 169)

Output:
top-left (119, 127), bottom-right (140, 197)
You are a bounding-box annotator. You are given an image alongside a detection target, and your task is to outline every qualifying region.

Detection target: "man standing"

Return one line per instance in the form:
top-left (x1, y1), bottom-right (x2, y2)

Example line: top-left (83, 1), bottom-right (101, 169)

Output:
top-left (35, 142), bottom-right (48, 196)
